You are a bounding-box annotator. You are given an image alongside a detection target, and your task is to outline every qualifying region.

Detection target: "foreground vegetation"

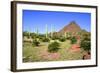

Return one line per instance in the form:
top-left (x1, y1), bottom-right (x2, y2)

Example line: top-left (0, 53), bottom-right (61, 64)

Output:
top-left (23, 31), bottom-right (91, 62)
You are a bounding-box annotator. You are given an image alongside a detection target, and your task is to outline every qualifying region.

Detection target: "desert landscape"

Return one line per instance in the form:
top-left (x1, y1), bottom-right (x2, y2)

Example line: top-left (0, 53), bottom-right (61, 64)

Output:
top-left (23, 21), bottom-right (91, 62)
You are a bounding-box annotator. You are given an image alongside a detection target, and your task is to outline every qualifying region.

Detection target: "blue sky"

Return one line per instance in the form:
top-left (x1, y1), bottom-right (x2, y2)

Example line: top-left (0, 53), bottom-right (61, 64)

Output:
top-left (22, 10), bottom-right (91, 34)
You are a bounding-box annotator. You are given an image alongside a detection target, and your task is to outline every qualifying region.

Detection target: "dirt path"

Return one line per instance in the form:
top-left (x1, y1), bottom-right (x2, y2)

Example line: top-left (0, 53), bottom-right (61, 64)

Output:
top-left (70, 44), bottom-right (80, 52)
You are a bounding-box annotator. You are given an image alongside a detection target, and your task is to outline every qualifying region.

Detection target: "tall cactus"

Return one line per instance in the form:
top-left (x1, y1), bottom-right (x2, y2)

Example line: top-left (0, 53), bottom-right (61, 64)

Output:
top-left (46, 24), bottom-right (48, 38)
top-left (28, 31), bottom-right (30, 39)
top-left (36, 27), bottom-right (38, 35)
top-left (64, 32), bottom-right (66, 38)
top-left (50, 24), bottom-right (53, 38)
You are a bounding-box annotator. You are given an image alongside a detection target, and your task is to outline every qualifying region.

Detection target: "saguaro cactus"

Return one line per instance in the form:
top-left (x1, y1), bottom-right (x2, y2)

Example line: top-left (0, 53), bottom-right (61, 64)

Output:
top-left (50, 24), bottom-right (53, 38)
top-left (64, 32), bottom-right (66, 38)
top-left (28, 31), bottom-right (31, 39)
top-left (36, 27), bottom-right (38, 35)
top-left (46, 24), bottom-right (48, 38)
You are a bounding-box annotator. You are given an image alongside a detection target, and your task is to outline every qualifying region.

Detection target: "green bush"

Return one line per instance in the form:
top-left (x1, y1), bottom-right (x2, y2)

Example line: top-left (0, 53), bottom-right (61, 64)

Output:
top-left (51, 35), bottom-right (60, 40)
top-left (42, 37), bottom-right (50, 42)
top-left (59, 37), bottom-right (66, 42)
top-left (80, 40), bottom-right (90, 51)
top-left (80, 32), bottom-right (91, 51)
top-left (23, 31), bottom-right (30, 38)
top-left (66, 36), bottom-right (72, 40)
top-left (48, 41), bottom-right (60, 53)
top-left (32, 39), bottom-right (40, 46)
top-left (70, 37), bottom-right (77, 44)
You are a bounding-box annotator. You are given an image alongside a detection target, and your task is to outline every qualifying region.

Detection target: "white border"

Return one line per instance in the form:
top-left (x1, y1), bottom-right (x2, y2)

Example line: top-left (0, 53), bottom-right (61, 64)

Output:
top-left (17, 3), bottom-right (96, 69)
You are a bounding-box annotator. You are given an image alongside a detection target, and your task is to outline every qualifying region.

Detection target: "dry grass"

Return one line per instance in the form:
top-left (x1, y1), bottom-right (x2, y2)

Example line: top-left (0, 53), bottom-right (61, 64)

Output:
top-left (23, 40), bottom-right (85, 62)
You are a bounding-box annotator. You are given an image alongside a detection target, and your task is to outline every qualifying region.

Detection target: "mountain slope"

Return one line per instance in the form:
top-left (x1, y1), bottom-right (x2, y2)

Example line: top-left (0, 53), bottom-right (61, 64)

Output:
top-left (59, 21), bottom-right (81, 34)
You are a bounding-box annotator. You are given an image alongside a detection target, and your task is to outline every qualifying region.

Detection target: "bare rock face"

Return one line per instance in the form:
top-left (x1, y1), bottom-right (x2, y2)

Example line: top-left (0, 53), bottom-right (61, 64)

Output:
top-left (59, 21), bottom-right (81, 34)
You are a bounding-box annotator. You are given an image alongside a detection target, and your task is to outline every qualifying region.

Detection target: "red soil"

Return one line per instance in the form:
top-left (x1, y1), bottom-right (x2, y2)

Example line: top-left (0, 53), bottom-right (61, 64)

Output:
top-left (70, 44), bottom-right (80, 52)
top-left (40, 51), bottom-right (60, 60)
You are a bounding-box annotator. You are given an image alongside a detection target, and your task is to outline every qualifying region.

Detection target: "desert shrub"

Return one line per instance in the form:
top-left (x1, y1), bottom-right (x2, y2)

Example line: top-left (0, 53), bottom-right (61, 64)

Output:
top-left (23, 31), bottom-right (29, 36)
top-left (70, 37), bottom-right (77, 44)
top-left (81, 31), bottom-right (91, 39)
top-left (42, 37), bottom-right (50, 42)
top-left (59, 37), bottom-right (66, 42)
top-left (51, 34), bottom-right (60, 40)
top-left (48, 41), bottom-right (60, 53)
top-left (30, 33), bottom-right (35, 38)
top-left (51, 36), bottom-right (59, 40)
top-left (66, 36), bottom-right (72, 40)
top-left (83, 33), bottom-right (90, 41)
top-left (80, 40), bottom-right (90, 51)
top-left (32, 39), bottom-right (40, 46)
top-left (80, 33), bottom-right (91, 51)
